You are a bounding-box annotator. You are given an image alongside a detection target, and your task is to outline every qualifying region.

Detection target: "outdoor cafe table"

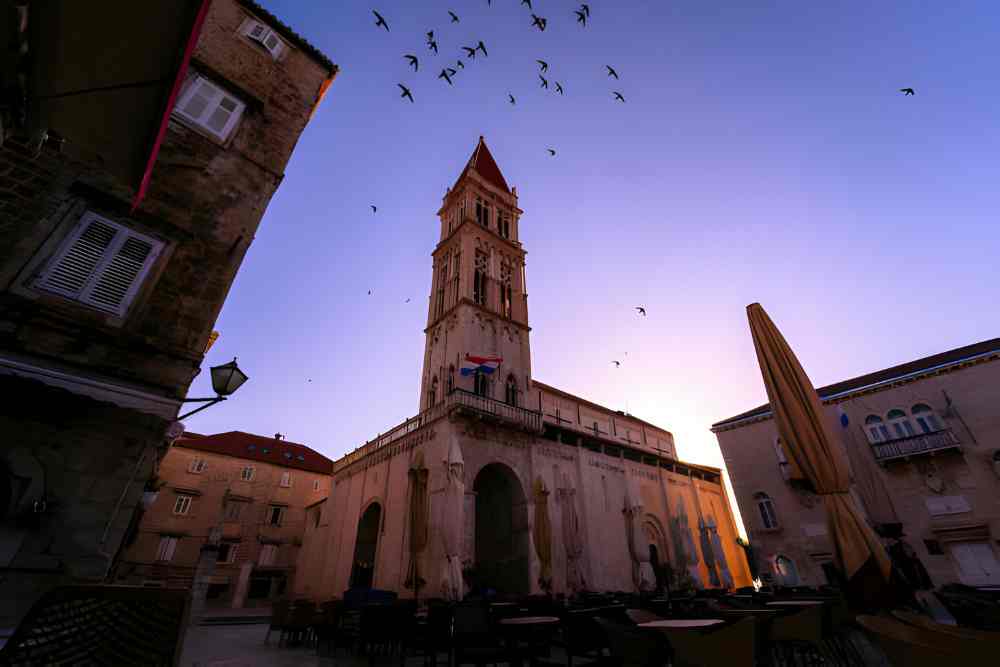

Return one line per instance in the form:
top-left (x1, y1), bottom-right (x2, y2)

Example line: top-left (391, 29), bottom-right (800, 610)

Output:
top-left (639, 619), bottom-right (725, 629)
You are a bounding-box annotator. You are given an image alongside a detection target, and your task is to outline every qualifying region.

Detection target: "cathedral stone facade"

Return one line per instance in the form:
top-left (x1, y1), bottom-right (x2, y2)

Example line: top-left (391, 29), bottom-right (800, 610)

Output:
top-left (294, 138), bottom-right (751, 600)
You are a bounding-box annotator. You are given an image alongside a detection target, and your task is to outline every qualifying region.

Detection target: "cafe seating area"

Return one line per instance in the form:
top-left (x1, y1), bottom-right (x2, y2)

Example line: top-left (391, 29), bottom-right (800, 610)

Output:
top-left (254, 584), bottom-right (1000, 666)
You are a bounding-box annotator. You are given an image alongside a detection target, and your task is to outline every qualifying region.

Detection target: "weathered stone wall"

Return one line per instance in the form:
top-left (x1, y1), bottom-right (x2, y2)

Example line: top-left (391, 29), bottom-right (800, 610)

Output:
top-left (717, 354), bottom-right (1000, 588)
top-left (295, 413), bottom-right (750, 601)
top-left (0, 375), bottom-right (166, 627)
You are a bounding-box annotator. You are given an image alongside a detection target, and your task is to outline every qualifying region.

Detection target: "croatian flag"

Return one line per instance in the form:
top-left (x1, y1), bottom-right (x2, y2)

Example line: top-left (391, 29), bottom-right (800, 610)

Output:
top-left (460, 355), bottom-right (502, 376)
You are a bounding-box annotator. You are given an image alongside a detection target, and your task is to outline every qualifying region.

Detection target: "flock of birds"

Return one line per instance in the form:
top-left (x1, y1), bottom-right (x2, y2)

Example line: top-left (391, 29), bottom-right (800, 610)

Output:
top-left (372, 1), bottom-right (623, 126)
top-left (362, 3), bottom-right (918, 353)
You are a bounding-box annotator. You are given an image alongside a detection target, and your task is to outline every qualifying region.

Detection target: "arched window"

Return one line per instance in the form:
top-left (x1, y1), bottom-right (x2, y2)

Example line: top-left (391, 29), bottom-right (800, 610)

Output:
top-left (474, 371), bottom-right (489, 397)
top-left (774, 555), bottom-right (800, 586)
top-left (473, 251), bottom-right (488, 306)
top-left (505, 375), bottom-right (518, 406)
top-left (435, 258), bottom-right (448, 319)
top-left (500, 261), bottom-right (513, 318)
top-left (912, 404), bottom-right (943, 434)
top-left (428, 376), bottom-right (438, 409)
top-left (773, 438), bottom-right (790, 480)
top-left (475, 196), bottom-right (491, 228)
top-left (887, 409), bottom-right (916, 440)
top-left (446, 365), bottom-right (455, 395)
top-left (865, 415), bottom-right (891, 444)
top-left (754, 492), bottom-right (779, 530)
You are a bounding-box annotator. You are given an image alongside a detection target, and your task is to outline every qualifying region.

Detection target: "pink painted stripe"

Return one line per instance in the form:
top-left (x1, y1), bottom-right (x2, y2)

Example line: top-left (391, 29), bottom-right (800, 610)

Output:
top-left (131, 0), bottom-right (213, 212)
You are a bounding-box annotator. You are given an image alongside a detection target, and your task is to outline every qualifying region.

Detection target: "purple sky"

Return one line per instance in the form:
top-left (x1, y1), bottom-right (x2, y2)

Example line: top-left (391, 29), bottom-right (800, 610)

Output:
top-left (186, 1), bottom-right (1000, 531)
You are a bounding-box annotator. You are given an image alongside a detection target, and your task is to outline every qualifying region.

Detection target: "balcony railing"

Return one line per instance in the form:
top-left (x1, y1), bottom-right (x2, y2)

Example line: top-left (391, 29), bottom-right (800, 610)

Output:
top-left (449, 388), bottom-right (543, 433)
top-left (872, 429), bottom-right (961, 463)
top-left (333, 389), bottom-right (543, 473)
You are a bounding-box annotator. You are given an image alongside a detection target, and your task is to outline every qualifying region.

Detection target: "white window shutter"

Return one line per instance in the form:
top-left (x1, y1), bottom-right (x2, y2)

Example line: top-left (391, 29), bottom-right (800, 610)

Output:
top-left (173, 75), bottom-right (245, 141)
top-left (79, 233), bottom-right (160, 316)
top-left (36, 214), bottom-right (118, 298)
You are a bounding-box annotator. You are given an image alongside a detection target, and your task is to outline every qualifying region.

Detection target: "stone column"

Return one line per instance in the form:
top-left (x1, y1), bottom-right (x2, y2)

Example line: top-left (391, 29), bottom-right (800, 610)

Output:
top-left (231, 561), bottom-right (254, 609)
top-left (188, 539), bottom-right (220, 625)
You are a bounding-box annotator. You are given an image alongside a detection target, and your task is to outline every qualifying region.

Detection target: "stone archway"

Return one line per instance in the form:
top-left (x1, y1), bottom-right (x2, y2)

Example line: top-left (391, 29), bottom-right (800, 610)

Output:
top-left (473, 462), bottom-right (530, 595)
top-left (350, 502), bottom-right (382, 589)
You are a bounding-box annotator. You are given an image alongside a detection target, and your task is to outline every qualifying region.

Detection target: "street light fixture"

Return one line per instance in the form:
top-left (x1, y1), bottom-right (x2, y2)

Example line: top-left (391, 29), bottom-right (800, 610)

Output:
top-left (178, 357), bottom-right (249, 420)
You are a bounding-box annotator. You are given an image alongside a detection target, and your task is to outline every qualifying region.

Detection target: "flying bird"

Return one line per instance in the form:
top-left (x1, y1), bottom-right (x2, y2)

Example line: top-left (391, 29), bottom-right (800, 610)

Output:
top-left (370, 205), bottom-right (377, 214)
top-left (539, 74), bottom-right (549, 89)
top-left (900, 87), bottom-right (915, 96)
top-left (372, 10), bottom-right (389, 31)
top-left (397, 83), bottom-right (414, 103)
top-left (521, 0), bottom-right (532, 8)
top-left (508, 93), bottom-right (516, 105)
top-left (536, 59), bottom-right (548, 73)
top-left (614, 91), bottom-right (625, 102)
top-left (575, 9), bottom-right (587, 25)
top-left (368, 289), bottom-right (372, 295)
top-left (612, 361), bottom-right (621, 368)
top-left (405, 298), bottom-right (411, 303)
top-left (555, 82), bottom-right (563, 95)
top-left (404, 54), bottom-right (418, 71)
top-left (448, 10), bottom-right (459, 23)
top-left (606, 65), bottom-right (619, 79)
top-left (426, 30), bottom-right (434, 41)
top-left (531, 14), bottom-right (547, 31)
top-left (428, 40), bottom-right (438, 53)
top-left (636, 306), bottom-right (646, 316)
top-left (581, 3), bottom-right (590, 17)
top-left (477, 40), bottom-right (488, 57)
top-left (439, 68), bottom-right (455, 85)
top-left (456, 60), bottom-right (465, 69)
top-left (547, 148), bottom-right (556, 156)
top-left (462, 46), bottom-right (477, 59)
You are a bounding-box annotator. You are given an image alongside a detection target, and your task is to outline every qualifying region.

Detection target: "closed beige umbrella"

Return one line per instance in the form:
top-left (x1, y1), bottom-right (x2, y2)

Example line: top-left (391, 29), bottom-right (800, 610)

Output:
top-left (747, 303), bottom-right (891, 598)
top-left (406, 451), bottom-right (429, 598)
top-left (533, 477), bottom-right (553, 591)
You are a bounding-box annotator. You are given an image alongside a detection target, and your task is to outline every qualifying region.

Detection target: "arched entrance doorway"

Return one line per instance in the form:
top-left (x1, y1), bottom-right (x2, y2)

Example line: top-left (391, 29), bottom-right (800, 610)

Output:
top-left (350, 502), bottom-right (382, 589)
top-left (473, 463), bottom-right (530, 595)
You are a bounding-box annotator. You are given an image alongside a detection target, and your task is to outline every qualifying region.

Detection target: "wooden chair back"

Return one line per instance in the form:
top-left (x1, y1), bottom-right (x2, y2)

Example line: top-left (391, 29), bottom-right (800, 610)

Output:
top-left (0, 585), bottom-right (190, 667)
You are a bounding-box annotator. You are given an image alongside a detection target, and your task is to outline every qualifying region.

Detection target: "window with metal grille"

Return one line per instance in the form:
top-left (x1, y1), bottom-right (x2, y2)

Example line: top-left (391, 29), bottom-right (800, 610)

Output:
top-left (188, 458), bottom-right (208, 474)
top-left (173, 495), bottom-right (192, 516)
top-left (242, 20), bottom-right (284, 59)
top-left (156, 536), bottom-right (178, 561)
top-left (224, 500), bottom-right (244, 522)
top-left (279, 472), bottom-right (291, 488)
top-left (267, 505), bottom-right (284, 526)
top-left (241, 466), bottom-right (255, 481)
top-left (173, 74), bottom-right (246, 141)
top-left (216, 542), bottom-right (239, 564)
top-left (34, 211), bottom-right (163, 317)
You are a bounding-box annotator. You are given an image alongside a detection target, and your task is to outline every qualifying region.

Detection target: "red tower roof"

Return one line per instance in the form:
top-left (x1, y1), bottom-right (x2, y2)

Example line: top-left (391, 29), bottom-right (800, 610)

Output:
top-left (452, 136), bottom-right (511, 194)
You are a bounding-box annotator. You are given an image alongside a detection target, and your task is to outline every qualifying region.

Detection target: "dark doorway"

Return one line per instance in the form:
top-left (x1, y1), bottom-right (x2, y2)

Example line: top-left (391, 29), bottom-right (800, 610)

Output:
top-left (350, 502), bottom-right (382, 589)
top-left (473, 463), bottom-right (530, 595)
top-left (649, 543), bottom-right (663, 591)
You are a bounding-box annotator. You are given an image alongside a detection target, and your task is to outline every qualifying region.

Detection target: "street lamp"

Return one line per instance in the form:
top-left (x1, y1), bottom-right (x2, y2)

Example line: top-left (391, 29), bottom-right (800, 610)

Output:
top-left (178, 357), bottom-right (249, 420)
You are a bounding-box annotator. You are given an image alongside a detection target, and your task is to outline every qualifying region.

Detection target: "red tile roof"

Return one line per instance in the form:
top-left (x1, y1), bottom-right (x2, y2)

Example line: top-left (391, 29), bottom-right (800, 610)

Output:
top-left (175, 431), bottom-right (333, 475)
top-left (452, 136), bottom-right (511, 194)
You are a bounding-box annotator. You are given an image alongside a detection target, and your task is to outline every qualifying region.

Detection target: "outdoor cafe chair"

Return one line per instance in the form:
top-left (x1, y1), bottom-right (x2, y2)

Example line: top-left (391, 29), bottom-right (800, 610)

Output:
top-left (265, 598), bottom-right (291, 646)
top-left (766, 603), bottom-right (831, 667)
top-left (0, 584), bottom-right (190, 667)
top-left (855, 614), bottom-right (989, 666)
top-left (891, 607), bottom-right (1000, 645)
top-left (559, 609), bottom-right (608, 667)
top-left (655, 616), bottom-right (756, 667)
top-left (285, 599), bottom-right (316, 647)
top-left (453, 602), bottom-right (507, 667)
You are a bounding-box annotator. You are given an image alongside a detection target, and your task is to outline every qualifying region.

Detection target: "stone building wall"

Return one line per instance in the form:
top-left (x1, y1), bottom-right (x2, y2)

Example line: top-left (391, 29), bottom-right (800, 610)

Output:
top-left (295, 410), bottom-right (751, 601)
top-left (716, 345), bottom-right (1000, 588)
top-left (0, 0), bottom-right (335, 626)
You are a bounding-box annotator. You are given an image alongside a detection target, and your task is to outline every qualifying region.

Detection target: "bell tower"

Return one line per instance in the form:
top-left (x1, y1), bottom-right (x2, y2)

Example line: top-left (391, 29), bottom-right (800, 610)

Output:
top-left (419, 137), bottom-right (532, 412)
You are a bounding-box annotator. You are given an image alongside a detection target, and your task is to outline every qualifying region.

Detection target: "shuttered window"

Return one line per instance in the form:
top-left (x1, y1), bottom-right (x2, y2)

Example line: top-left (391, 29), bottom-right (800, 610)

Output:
top-left (156, 536), bottom-right (178, 561)
top-left (35, 212), bottom-right (163, 317)
top-left (242, 20), bottom-right (284, 59)
top-left (173, 74), bottom-right (246, 141)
